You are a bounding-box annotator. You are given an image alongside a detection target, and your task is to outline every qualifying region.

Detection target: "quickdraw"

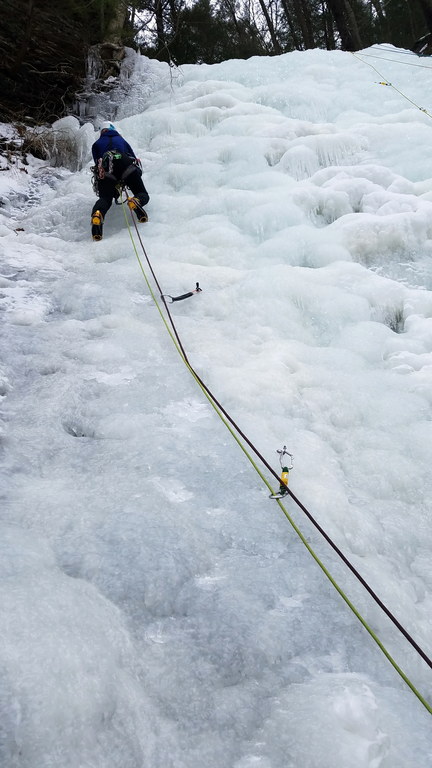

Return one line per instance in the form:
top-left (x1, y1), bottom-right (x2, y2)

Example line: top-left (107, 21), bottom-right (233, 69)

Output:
top-left (269, 445), bottom-right (294, 499)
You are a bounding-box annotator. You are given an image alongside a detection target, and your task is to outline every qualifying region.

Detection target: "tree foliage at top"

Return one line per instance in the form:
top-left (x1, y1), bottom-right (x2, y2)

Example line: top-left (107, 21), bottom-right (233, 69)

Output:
top-left (164, 0), bottom-right (267, 63)
top-left (134, 0), bottom-right (432, 62)
top-left (2, 0), bottom-right (432, 123)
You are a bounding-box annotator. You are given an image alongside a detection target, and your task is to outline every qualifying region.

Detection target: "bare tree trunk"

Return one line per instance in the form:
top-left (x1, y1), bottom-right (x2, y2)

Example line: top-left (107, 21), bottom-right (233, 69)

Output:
top-left (281, 0), bottom-right (303, 49)
top-left (417, 0), bottom-right (432, 31)
top-left (97, 0), bottom-right (128, 77)
top-left (12, 0), bottom-right (35, 71)
top-left (322, 0), bottom-right (336, 48)
top-left (343, 0), bottom-right (363, 48)
top-left (257, 0), bottom-right (283, 53)
top-left (405, 0), bottom-right (418, 39)
top-left (368, 0), bottom-right (388, 39)
top-left (325, 0), bottom-right (362, 50)
top-left (222, 0), bottom-right (246, 46)
top-left (104, 0), bottom-right (128, 45)
top-left (291, 0), bottom-right (315, 48)
top-left (155, 0), bottom-right (166, 48)
top-left (301, 0), bottom-right (316, 48)
top-left (369, 0), bottom-right (385, 23)
top-left (168, 0), bottom-right (184, 31)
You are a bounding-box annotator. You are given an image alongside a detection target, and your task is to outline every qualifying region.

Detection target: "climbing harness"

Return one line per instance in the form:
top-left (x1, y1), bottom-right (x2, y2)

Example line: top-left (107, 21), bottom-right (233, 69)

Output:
top-left (90, 163), bottom-right (130, 193)
top-left (161, 282), bottom-right (202, 303)
top-left (120, 197), bottom-right (432, 717)
top-left (97, 151), bottom-right (139, 182)
top-left (269, 446), bottom-right (293, 499)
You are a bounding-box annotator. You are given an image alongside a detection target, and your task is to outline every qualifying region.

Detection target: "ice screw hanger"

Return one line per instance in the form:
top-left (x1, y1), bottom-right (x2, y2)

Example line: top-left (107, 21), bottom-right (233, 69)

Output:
top-left (161, 282), bottom-right (202, 303)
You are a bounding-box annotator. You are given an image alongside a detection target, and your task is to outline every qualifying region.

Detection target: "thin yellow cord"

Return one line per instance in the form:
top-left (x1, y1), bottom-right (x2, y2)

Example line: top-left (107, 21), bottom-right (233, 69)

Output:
top-left (351, 52), bottom-right (432, 118)
top-left (359, 51), bottom-right (432, 71)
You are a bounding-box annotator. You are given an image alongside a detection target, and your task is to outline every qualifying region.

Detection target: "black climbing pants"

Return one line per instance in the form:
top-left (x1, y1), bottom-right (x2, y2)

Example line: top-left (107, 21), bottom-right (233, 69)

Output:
top-left (92, 166), bottom-right (150, 218)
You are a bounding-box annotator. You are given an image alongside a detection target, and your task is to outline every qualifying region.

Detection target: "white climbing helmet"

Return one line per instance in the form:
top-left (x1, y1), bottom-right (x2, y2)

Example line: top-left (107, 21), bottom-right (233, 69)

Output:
top-left (100, 121), bottom-right (115, 132)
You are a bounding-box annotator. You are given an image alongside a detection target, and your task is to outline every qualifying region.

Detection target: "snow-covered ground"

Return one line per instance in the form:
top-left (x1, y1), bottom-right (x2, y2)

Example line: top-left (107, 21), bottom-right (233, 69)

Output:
top-left (1, 45), bottom-right (432, 767)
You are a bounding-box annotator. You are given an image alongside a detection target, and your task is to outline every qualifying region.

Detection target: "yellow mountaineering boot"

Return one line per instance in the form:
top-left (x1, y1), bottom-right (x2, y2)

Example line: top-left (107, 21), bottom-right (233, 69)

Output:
top-left (127, 197), bottom-right (148, 223)
top-left (91, 210), bottom-right (104, 241)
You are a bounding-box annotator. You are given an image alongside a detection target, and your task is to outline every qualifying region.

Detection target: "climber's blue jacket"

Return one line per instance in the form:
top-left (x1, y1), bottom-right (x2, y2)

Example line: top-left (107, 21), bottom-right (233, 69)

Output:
top-left (91, 129), bottom-right (136, 163)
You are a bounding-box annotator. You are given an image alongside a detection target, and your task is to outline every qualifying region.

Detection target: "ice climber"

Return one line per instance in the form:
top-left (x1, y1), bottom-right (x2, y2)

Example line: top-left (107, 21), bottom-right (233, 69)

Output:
top-left (91, 121), bottom-right (150, 241)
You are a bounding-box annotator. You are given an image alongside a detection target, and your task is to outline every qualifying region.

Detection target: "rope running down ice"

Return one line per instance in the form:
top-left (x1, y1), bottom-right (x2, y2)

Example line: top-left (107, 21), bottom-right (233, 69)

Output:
top-left (121, 197), bottom-right (432, 716)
